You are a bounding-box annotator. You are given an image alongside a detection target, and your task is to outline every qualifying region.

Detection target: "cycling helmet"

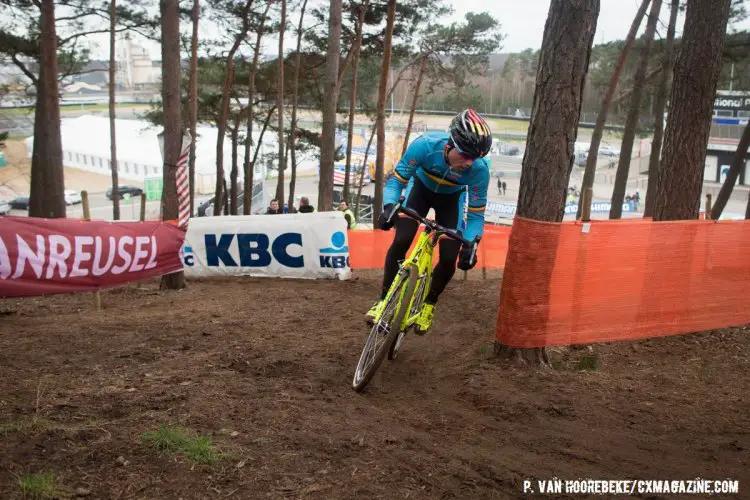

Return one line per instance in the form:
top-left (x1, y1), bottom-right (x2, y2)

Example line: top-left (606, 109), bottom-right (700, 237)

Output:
top-left (448, 108), bottom-right (492, 159)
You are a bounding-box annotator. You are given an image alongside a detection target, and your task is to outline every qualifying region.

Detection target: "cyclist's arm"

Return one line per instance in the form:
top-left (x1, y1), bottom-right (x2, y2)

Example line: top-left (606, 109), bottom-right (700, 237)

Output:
top-left (463, 163), bottom-right (490, 242)
top-left (383, 136), bottom-right (429, 205)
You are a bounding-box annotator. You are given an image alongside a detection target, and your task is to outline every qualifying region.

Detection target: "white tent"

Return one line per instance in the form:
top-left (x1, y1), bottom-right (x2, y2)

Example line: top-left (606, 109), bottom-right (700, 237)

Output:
top-left (24, 114), bottom-right (316, 195)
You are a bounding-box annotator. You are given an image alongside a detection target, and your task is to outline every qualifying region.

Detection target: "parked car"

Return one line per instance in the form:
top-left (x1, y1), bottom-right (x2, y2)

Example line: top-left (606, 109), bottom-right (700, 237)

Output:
top-left (106, 185), bottom-right (143, 200)
top-left (64, 189), bottom-right (82, 205)
top-left (599, 142), bottom-right (620, 157)
top-left (10, 196), bottom-right (29, 210)
top-left (497, 142), bottom-right (521, 156)
top-left (0, 199), bottom-right (10, 215)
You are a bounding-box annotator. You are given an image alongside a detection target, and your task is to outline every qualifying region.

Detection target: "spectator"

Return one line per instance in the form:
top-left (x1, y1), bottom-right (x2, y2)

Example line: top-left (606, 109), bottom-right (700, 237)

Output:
top-left (497, 177), bottom-right (502, 195)
top-left (502, 181), bottom-right (507, 195)
top-left (338, 201), bottom-right (357, 229)
top-left (298, 196), bottom-right (315, 213)
top-left (266, 199), bottom-right (282, 214)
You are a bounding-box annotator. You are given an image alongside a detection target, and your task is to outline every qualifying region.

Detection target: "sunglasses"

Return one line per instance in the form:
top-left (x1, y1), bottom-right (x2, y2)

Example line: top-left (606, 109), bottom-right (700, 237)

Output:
top-left (457, 150), bottom-right (479, 161)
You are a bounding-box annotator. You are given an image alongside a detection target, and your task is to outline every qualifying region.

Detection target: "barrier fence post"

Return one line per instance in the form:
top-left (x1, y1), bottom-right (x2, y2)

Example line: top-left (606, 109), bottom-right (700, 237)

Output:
top-left (140, 193), bottom-right (147, 221)
top-left (581, 186), bottom-right (592, 222)
top-left (569, 186), bottom-right (593, 351)
top-left (705, 193), bottom-right (712, 220)
top-left (81, 190), bottom-right (101, 310)
top-left (81, 190), bottom-right (91, 220)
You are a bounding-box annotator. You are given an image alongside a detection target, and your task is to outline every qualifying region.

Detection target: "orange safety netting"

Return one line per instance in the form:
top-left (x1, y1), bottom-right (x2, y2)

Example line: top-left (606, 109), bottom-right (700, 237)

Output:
top-left (496, 216), bottom-right (750, 348)
top-left (348, 225), bottom-right (511, 269)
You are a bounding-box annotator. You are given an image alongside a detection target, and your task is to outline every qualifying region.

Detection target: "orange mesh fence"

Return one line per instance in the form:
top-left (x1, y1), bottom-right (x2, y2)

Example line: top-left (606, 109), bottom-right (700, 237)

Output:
top-left (348, 224), bottom-right (511, 269)
top-left (496, 216), bottom-right (750, 348)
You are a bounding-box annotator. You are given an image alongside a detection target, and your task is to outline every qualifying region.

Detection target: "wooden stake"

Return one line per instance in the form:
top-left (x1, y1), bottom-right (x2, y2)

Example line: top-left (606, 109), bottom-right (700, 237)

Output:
top-left (570, 186), bottom-right (594, 351)
top-left (581, 187), bottom-right (593, 222)
top-left (81, 191), bottom-right (101, 310)
top-left (140, 192), bottom-right (147, 221)
top-left (81, 190), bottom-right (91, 220)
top-left (705, 193), bottom-right (712, 220)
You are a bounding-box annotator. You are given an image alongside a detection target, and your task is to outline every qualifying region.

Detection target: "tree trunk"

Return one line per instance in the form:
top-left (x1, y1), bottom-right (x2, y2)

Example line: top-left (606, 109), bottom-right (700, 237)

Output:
top-left (497, 0), bottom-right (599, 366)
top-left (287, 0), bottom-right (308, 212)
top-left (318, 0), bottom-right (342, 211)
top-left (223, 178), bottom-right (229, 215)
top-left (342, 0), bottom-right (369, 204)
top-left (711, 122), bottom-right (750, 219)
top-left (643, 0), bottom-right (678, 217)
top-left (214, 0), bottom-right (253, 216)
top-left (230, 115), bottom-right (241, 215)
top-left (109, 0), bottom-right (120, 220)
top-left (576, 0), bottom-right (650, 218)
top-left (250, 105), bottom-right (277, 180)
top-left (188, 0), bottom-right (199, 217)
top-left (610, 0), bottom-right (662, 219)
top-left (373, 0), bottom-right (397, 223)
top-left (355, 122), bottom-right (376, 219)
top-left (29, 0), bottom-right (65, 219)
top-left (275, 0), bottom-right (287, 206)
top-left (160, 0), bottom-right (185, 289)
top-left (243, 2), bottom-right (270, 215)
top-left (653, 0), bottom-right (731, 221)
top-left (401, 55), bottom-right (427, 158)
top-left (343, 74), bottom-right (359, 204)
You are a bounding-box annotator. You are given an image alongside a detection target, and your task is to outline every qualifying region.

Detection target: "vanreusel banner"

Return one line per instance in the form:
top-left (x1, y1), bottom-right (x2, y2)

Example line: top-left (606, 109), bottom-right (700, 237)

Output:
top-left (181, 212), bottom-right (352, 280)
top-left (0, 216), bottom-right (186, 298)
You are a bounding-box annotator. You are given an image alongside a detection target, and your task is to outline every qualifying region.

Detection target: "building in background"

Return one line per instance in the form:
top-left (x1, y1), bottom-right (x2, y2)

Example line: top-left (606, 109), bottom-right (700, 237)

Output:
top-left (116, 34), bottom-right (157, 90)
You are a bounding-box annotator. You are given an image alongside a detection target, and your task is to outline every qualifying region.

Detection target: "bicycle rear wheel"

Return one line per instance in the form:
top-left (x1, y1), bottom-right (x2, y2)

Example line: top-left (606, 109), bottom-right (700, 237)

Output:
top-left (352, 269), bottom-right (411, 392)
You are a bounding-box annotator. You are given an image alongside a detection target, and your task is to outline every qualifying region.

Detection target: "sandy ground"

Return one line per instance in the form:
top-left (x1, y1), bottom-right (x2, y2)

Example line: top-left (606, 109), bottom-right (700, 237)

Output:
top-left (0, 274), bottom-right (747, 499)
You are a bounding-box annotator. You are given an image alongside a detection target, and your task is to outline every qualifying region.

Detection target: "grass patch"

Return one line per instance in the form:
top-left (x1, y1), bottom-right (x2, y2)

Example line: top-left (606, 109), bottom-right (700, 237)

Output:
top-left (475, 343), bottom-right (495, 356)
top-left (18, 472), bottom-right (62, 499)
top-left (575, 355), bottom-right (601, 371)
top-left (141, 425), bottom-right (225, 465)
top-left (0, 417), bottom-right (52, 436)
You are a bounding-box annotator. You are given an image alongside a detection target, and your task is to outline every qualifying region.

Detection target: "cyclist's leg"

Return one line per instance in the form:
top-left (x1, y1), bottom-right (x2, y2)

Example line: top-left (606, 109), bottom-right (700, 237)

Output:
top-left (380, 178), bottom-right (431, 299)
top-left (425, 190), bottom-right (463, 304)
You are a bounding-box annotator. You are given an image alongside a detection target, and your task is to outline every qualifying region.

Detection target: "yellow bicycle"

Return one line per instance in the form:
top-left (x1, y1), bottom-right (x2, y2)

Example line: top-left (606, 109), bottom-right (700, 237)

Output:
top-left (352, 196), bottom-right (479, 392)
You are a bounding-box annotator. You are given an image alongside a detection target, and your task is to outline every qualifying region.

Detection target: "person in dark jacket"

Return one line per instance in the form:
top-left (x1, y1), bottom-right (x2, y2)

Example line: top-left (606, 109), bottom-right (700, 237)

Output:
top-left (298, 196), bottom-right (315, 213)
top-left (266, 199), bottom-right (283, 214)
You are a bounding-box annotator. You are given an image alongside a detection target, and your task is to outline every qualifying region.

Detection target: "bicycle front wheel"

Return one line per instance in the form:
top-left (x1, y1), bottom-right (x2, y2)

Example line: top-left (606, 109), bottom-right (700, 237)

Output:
top-left (352, 269), bottom-right (411, 392)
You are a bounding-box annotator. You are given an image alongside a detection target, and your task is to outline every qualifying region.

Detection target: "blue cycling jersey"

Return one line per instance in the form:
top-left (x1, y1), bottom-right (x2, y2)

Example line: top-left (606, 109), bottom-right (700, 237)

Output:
top-left (383, 132), bottom-right (489, 242)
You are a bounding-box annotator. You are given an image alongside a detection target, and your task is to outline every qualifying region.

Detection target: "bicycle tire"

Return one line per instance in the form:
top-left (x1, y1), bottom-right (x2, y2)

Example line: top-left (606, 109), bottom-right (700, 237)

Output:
top-left (351, 270), bottom-right (410, 392)
top-left (388, 267), bottom-right (421, 360)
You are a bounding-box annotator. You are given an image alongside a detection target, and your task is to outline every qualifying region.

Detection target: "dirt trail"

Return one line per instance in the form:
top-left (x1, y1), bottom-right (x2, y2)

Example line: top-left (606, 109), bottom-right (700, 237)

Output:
top-left (0, 275), bottom-right (748, 499)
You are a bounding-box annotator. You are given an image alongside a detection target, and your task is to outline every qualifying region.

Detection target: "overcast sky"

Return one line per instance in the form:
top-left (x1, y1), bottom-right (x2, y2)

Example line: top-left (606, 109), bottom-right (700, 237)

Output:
top-left (452, 0), bottom-right (750, 53)
top-left (91, 0), bottom-right (750, 60)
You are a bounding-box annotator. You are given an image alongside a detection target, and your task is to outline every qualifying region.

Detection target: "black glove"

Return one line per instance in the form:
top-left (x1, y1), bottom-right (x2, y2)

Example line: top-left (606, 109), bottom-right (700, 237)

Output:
top-left (378, 204), bottom-right (397, 231)
top-left (457, 243), bottom-right (478, 271)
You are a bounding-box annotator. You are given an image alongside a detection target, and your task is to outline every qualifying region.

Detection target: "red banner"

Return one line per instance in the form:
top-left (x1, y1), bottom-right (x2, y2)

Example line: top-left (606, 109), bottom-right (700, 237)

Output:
top-left (0, 216), bottom-right (186, 298)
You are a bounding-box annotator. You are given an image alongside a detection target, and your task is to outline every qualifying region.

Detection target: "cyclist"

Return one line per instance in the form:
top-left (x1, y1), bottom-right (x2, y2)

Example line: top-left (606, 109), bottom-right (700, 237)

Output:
top-left (365, 108), bottom-right (492, 334)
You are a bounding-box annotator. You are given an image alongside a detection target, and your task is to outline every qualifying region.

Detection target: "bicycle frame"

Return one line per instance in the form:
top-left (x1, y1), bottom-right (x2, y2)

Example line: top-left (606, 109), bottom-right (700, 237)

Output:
top-left (397, 230), bottom-right (434, 330)
top-left (379, 224), bottom-right (458, 331)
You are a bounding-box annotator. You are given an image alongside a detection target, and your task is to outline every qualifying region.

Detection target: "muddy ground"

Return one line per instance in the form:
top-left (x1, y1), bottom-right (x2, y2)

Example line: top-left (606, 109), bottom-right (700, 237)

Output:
top-left (0, 274), bottom-right (748, 499)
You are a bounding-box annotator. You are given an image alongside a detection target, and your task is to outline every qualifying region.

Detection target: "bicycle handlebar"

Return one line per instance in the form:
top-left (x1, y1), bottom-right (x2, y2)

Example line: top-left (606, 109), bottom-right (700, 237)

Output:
top-left (388, 196), bottom-right (480, 250)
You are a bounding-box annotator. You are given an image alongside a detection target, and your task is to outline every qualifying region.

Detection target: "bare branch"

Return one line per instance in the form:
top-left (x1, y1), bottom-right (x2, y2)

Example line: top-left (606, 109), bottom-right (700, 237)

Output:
top-left (11, 53), bottom-right (37, 85)
top-left (58, 23), bottom-right (152, 47)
